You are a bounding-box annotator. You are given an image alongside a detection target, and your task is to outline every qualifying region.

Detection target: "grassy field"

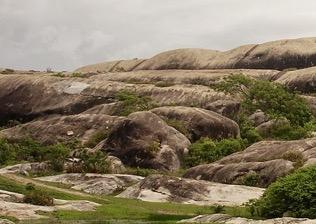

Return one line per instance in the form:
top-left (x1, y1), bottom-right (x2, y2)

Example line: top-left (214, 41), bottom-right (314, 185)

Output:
top-left (0, 175), bottom-right (256, 224)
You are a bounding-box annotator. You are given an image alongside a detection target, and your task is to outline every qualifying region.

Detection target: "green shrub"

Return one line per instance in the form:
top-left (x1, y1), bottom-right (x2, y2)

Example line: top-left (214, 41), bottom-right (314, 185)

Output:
top-left (238, 116), bottom-right (262, 145)
top-left (114, 91), bottom-right (156, 116)
top-left (23, 190), bottom-right (54, 206)
top-left (0, 138), bottom-right (15, 165)
top-left (252, 165), bottom-right (316, 218)
top-left (216, 75), bottom-right (314, 141)
top-left (46, 144), bottom-right (70, 172)
top-left (77, 150), bottom-right (110, 174)
top-left (185, 138), bottom-right (244, 167)
top-left (238, 172), bottom-right (260, 187)
top-left (0, 138), bottom-right (70, 171)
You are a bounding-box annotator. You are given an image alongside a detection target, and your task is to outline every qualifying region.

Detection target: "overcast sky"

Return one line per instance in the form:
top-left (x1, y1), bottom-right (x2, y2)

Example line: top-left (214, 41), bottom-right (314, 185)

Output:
top-left (1, 0), bottom-right (316, 71)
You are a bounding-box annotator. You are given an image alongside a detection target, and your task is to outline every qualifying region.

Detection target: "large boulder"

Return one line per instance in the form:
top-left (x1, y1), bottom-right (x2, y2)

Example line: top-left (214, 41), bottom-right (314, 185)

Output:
top-left (0, 113), bottom-right (125, 145)
top-left (36, 173), bottom-right (143, 195)
top-left (118, 174), bottom-right (264, 206)
top-left (184, 138), bottom-right (316, 187)
top-left (276, 66), bottom-right (316, 93)
top-left (103, 111), bottom-right (191, 171)
top-left (151, 106), bottom-right (240, 141)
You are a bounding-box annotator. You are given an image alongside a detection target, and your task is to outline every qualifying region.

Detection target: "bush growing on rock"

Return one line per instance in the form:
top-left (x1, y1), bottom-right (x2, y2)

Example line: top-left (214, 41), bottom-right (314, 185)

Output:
top-left (215, 74), bottom-right (315, 141)
top-left (185, 137), bottom-right (245, 167)
top-left (114, 90), bottom-right (156, 116)
top-left (0, 138), bottom-right (70, 171)
top-left (251, 165), bottom-right (316, 218)
top-left (76, 149), bottom-right (110, 173)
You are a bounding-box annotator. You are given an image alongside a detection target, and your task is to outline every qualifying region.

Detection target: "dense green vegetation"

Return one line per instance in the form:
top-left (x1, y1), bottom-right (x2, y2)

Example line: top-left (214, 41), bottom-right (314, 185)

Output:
top-left (0, 138), bottom-right (70, 171)
top-left (215, 75), bottom-right (316, 141)
top-left (185, 137), bottom-right (245, 167)
top-left (250, 165), bottom-right (316, 218)
top-left (114, 90), bottom-right (156, 116)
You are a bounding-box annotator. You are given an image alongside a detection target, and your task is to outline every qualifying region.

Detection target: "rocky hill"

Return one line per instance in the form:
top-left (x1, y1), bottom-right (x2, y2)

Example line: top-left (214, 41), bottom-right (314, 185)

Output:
top-left (1, 37), bottom-right (316, 223)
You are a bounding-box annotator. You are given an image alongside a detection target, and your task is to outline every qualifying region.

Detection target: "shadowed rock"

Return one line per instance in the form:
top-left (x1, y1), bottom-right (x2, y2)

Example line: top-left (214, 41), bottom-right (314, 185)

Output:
top-left (103, 111), bottom-right (190, 171)
top-left (76, 37), bottom-right (316, 72)
top-left (151, 106), bottom-right (240, 141)
top-left (118, 174), bottom-right (264, 206)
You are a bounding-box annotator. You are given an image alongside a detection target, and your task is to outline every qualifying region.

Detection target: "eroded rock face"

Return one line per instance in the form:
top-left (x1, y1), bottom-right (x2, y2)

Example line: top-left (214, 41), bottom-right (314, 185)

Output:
top-left (103, 111), bottom-right (191, 171)
top-left (37, 173), bottom-right (143, 195)
top-left (151, 106), bottom-right (240, 141)
top-left (184, 138), bottom-right (316, 187)
top-left (0, 74), bottom-right (236, 122)
top-left (0, 113), bottom-right (125, 145)
top-left (178, 214), bottom-right (316, 224)
top-left (117, 174), bottom-right (264, 206)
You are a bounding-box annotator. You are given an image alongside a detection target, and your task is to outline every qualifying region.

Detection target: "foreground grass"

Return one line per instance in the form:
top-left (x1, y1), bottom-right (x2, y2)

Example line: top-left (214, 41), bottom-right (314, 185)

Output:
top-left (0, 175), bottom-right (257, 224)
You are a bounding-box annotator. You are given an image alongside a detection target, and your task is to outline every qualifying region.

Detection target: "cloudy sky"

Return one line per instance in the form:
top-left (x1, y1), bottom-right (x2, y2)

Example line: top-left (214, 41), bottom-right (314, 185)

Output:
top-left (1, 0), bottom-right (316, 71)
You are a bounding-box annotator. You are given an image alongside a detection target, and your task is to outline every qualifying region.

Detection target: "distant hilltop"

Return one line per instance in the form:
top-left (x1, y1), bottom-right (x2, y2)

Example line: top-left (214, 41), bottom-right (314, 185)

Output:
top-left (75, 37), bottom-right (316, 73)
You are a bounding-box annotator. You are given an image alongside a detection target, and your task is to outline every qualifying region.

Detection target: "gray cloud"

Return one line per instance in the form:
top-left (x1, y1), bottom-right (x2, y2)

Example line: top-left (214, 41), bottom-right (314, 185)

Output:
top-left (0, 0), bottom-right (316, 71)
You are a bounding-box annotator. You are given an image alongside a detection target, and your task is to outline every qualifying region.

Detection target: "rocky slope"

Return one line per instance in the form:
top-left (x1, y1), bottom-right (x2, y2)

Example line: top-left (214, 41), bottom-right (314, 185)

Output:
top-left (184, 138), bottom-right (316, 187)
top-left (118, 174), bottom-right (264, 206)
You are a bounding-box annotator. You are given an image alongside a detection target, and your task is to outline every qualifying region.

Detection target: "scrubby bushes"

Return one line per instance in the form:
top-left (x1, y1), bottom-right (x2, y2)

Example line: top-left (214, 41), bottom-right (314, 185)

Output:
top-left (185, 137), bottom-right (245, 167)
top-left (114, 90), bottom-right (156, 116)
top-left (23, 184), bottom-right (54, 206)
top-left (0, 138), bottom-right (70, 171)
top-left (215, 75), bottom-right (316, 141)
top-left (77, 149), bottom-right (109, 173)
top-left (250, 165), bottom-right (316, 218)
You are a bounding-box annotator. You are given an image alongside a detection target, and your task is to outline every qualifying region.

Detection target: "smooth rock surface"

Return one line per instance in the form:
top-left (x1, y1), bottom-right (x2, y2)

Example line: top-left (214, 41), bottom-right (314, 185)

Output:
top-left (151, 106), bottom-right (240, 141)
top-left (118, 175), bottom-right (264, 206)
top-left (37, 173), bottom-right (143, 195)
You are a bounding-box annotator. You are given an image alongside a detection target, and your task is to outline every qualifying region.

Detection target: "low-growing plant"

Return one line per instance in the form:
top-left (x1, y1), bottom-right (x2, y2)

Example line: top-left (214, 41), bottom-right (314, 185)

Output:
top-left (23, 184), bottom-right (54, 206)
top-left (77, 149), bottom-right (110, 173)
top-left (0, 138), bottom-right (70, 171)
top-left (251, 165), bottom-right (316, 218)
top-left (114, 90), bottom-right (156, 116)
top-left (185, 137), bottom-right (245, 167)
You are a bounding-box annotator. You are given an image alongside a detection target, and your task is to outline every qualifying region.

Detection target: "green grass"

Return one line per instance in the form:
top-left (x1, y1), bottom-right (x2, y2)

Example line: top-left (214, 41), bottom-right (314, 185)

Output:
top-left (0, 175), bottom-right (257, 224)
